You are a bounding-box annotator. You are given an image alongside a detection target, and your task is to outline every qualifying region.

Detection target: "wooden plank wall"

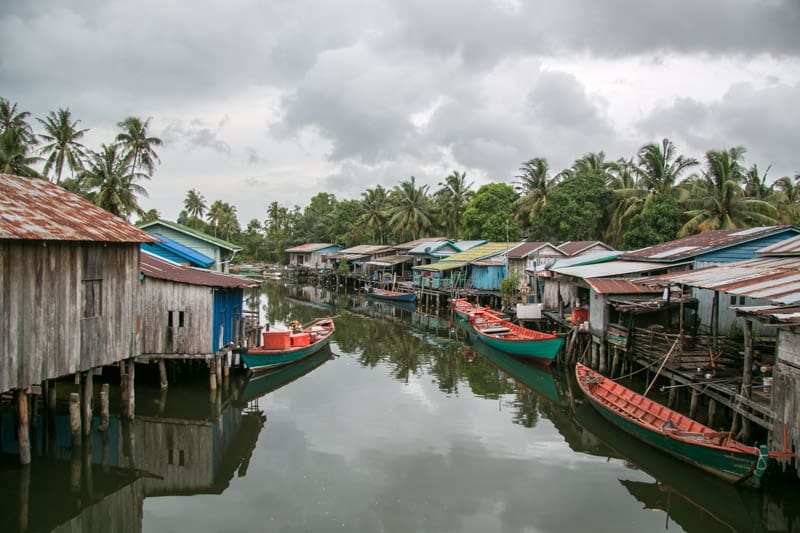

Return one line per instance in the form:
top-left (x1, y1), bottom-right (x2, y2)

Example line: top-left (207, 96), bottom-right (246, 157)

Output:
top-left (0, 241), bottom-right (141, 393)
top-left (140, 277), bottom-right (214, 356)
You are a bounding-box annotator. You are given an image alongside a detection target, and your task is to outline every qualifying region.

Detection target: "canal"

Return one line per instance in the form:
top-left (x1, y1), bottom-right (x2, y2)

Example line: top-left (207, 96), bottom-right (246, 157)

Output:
top-left (2, 283), bottom-right (799, 532)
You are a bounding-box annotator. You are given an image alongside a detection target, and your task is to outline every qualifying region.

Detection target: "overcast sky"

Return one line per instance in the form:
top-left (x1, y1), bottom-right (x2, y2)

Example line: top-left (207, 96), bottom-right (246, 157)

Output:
top-left (2, 0), bottom-right (799, 223)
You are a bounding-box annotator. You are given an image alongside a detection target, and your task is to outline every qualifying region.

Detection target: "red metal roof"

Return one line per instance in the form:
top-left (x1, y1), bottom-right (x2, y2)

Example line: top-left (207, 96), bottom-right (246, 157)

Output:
top-left (0, 173), bottom-right (156, 243)
top-left (141, 251), bottom-right (261, 288)
top-left (620, 226), bottom-right (796, 262)
top-left (586, 278), bottom-right (663, 295)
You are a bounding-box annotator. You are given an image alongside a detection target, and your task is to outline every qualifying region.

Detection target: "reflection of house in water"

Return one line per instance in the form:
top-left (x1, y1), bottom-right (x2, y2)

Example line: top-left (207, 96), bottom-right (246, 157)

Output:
top-left (0, 378), bottom-right (264, 532)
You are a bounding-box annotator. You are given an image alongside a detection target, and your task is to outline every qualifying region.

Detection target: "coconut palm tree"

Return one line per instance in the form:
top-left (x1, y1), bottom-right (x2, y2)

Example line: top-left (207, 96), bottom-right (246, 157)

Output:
top-left (0, 127), bottom-right (41, 177)
top-left (116, 116), bottom-right (162, 178)
top-left (605, 158), bottom-right (647, 246)
top-left (436, 170), bottom-right (474, 238)
top-left (216, 203), bottom-right (240, 241)
top-left (184, 189), bottom-right (207, 229)
top-left (206, 200), bottom-right (226, 236)
top-left (386, 176), bottom-right (433, 241)
top-left (513, 158), bottom-right (554, 230)
top-left (37, 108), bottom-right (89, 185)
top-left (635, 138), bottom-right (698, 196)
top-left (681, 147), bottom-right (778, 235)
top-left (359, 185), bottom-right (390, 243)
top-left (0, 98), bottom-right (35, 145)
top-left (773, 173), bottom-right (800, 224)
top-left (81, 144), bottom-right (146, 219)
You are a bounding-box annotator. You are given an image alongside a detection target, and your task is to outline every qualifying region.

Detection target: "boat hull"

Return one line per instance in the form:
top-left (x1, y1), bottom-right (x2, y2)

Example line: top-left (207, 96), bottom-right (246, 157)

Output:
top-left (455, 314), bottom-right (563, 365)
top-left (240, 337), bottom-right (332, 372)
top-left (367, 290), bottom-right (417, 303)
top-left (575, 363), bottom-right (767, 487)
top-left (241, 318), bottom-right (335, 373)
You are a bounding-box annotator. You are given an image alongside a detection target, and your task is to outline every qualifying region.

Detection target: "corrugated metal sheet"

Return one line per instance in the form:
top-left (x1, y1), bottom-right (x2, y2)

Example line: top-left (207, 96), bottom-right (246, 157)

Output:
top-left (366, 255), bottom-right (413, 266)
top-left (552, 260), bottom-right (671, 279)
top-left (339, 244), bottom-right (395, 254)
top-left (637, 257), bottom-right (800, 304)
top-left (586, 278), bottom-right (663, 295)
top-left (0, 173), bottom-right (157, 243)
top-left (506, 241), bottom-right (565, 259)
top-left (758, 234), bottom-right (800, 256)
top-left (285, 242), bottom-right (338, 253)
top-left (413, 242), bottom-right (514, 272)
top-left (393, 236), bottom-right (447, 251)
top-left (558, 240), bottom-right (614, 256)
top-left (141, 251), bottom-right (261, 288)
top-left (139, 219), bottom-right (241, 250)
top-left (620, 226), bottom-right (796, 262)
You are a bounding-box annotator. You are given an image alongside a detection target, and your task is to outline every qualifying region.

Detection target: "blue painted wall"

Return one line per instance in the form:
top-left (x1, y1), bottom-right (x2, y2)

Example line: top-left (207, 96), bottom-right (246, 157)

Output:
top-left (213, 288), bottom-right (244, 350)
top-left (470, 264), bottom-right (506, 290)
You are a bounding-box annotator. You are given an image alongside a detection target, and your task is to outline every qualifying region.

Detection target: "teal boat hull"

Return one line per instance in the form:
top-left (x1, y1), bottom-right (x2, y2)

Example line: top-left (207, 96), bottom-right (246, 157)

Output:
top-left (237, 346), bottom-right (333, 404)
top-left (456, 315), bottom-right (563, 365)
top-left (240, 336), bottom-right (332, 373)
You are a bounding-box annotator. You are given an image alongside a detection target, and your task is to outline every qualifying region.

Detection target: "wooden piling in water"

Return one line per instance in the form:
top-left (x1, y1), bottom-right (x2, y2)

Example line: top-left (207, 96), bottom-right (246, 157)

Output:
top-left (209, 357), bottom-right (218, 391)
top-left (667, 379), bottom-right (677, 408)
top-left (17, 389), bottom-right (31, 465)
top-left (689, 387), bottom-right (700, 419)
top-left (69, 392), bottom-right (81, 436)
top-left (158, 358), bottom-right (168, 390)
top-left (82, 371), bottom-right (93, 436)
top-left (708, 398), bottom-right (717, 427)
top-left (46, 379), bottom-right (57, 412)
top-left (120, 359), bottom-right (135, 420)
top-left (99, 383), bottom-right (110, 432)
top-left (215, 354), bottom-right (223, 384)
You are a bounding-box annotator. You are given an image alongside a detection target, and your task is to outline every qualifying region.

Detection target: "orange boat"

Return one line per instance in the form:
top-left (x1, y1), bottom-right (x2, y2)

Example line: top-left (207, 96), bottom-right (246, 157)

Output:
top-left (575, 362), bottom-right (768, 487)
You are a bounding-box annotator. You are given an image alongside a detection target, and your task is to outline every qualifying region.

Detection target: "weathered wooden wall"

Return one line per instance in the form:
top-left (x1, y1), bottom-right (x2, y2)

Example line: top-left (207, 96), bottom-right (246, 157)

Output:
top-left (773, 329), bottom-right (800, 477)
top-left (140, 277), bottom-right (214, 355)
top-left (1, 241), bottom-right (141, 393)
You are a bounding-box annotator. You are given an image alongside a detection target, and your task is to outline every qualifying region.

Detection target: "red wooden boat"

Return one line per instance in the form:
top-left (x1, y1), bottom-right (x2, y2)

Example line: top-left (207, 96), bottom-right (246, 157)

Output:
top-left (575, 363), bottom-right (768, 487)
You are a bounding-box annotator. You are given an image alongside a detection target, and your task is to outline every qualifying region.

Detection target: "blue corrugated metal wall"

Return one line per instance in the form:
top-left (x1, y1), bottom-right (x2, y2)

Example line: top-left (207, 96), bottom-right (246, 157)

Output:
top-left (212, 288), bottom-right (244, 350)
top-left (470, 264), bottom-right (506, 290)
top-left (695, 230), bottom-right (800, 264)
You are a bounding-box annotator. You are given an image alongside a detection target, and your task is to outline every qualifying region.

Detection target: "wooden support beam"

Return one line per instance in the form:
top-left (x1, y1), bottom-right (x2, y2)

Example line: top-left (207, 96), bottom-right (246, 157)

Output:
top-left (82, 371), bottom-right (93, 436)
top-left (17, 389), bottom-right (31, 465)
top-left (99, 384), bottom-right (110, 432)
top-left (69, 392), bottom-right (81, 436)
top-left (158, 359), bottom-right (168, 390)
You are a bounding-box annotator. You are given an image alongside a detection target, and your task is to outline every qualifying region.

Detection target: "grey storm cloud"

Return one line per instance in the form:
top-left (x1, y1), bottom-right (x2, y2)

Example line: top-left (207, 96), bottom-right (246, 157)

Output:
top-left (1, 0), bottom-right (798, 220)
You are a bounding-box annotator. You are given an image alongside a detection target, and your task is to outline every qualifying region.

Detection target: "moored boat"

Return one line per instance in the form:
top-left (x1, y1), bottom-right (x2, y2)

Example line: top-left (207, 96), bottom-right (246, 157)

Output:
top-left (365, 286), bottom-right (417, 303)
top-left (456, 308), bottom-right (563, 365)
top-left (449, 298), bottom-right (509, 320)
top-left (236, 345), bottom-right (334, 405)
top-left (575, 362), bottom-right (769, 487)
top-left (240, 317), bottom-right (335, 373)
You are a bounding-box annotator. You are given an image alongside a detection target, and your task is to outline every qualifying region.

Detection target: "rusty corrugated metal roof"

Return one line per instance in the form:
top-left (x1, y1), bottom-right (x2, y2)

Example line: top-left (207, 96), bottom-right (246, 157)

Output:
top-left (141, 251), bottom-right (261, 288)
top-left (739, 305), bottom-right (800, 323)
top-left (558, 240), bottom-right (614, 256)
top-left (758, 234), bottom-right (800, 256)
top-left (285, 243), bottom-right (338, 253)
top-left (507, 241), bottom-right (565, 259)
top-left (586, 278), bottom-right (663, 295)
top-left (0, 173), bottom-right (157, 243)
top-left (637, 257), bottom-right (800, 304)
top-left (620, 226), bottom-right (796, 262)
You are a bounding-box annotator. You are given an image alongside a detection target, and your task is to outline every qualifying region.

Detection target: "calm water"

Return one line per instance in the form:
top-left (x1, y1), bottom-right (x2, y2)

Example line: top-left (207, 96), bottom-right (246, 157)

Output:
top-left (2, 284), bottom-right (798, 532)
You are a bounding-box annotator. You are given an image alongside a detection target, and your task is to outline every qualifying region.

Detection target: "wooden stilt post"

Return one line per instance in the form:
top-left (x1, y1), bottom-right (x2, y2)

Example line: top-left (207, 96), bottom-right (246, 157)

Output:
top-left (82, 371), bottom-right (93, 437)
top-left (741, 318), bottom-right (753, 441)
top-left (590, 342), bottom-right (599, 369)
top-left (120, 359), bottom-right (135, 420)
top-left (610, 347), bottom-right (620, 378)
top-left (69, 392), bottom-right (81, 436)
top-left (47, 379), bottom-right (57, 412)
top-left (215, 353), bottom-right (223, 385)
top-left (598, 342), bottom-right (607, 373)
top-left (99, 384), bottom-right (110, 432)
top-left (158, 358), bottom-right (168, 390)
top-left (209, 357), bottom-right (218, 391)
top-left (708, 398), bottom-right (717, 428)
top-left (668, 379), bottom-right (678, 408)
top-left (17, 389), bottom-right (31, 465)
top-left (689, 387), bottom-right (700, 419)
top-left (223, 351), bottom-right (230, 379)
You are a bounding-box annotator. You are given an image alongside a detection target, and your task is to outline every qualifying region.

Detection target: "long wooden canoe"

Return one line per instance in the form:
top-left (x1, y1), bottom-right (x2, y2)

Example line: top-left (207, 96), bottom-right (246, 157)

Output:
top-left (240, 317), bottom-right (335, 373)
top-left (575, 362), bottom-right (768, 487)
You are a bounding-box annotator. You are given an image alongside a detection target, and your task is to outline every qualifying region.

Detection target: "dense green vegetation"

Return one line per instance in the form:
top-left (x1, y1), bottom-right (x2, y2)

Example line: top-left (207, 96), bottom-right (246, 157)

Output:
top-left (3, 97), bottom-right (798, 263)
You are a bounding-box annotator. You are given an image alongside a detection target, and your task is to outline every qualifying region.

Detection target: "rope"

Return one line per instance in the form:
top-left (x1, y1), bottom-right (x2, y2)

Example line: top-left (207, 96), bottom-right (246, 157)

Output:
top-left (643, 337), bottom-right (681, 397)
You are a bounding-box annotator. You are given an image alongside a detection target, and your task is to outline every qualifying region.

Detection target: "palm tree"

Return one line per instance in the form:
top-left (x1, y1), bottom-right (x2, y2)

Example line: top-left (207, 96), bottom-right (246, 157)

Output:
top-left (0, 127), bottom-right (41, 177)
top-left (742, 163), bottom-right (773, 200)
top-left (681, 147), bottom-right (778, 235)
top-left (513, 158), bottom-right (555, 229)
top-left (37, 108), bottom-right (89, 185)
top-left (116, 116), bottom-right (162, 178)
top-left (0, 98), bottom-right (35, 145)
top-left (385, 176), bottom-right (433, 241)
top-left (184, 189), bottom-right (207, 228)
top-left (216, 203), bottom-right (240, 241)
top-left (635, 138), bottom-right (698, 196)
top-left (436, 170), bottom-right (474, 238)
top-left (359, 186), bottom-right (390, 243)
top-left (605, 158), bottom-right (647, 246)
top-left (81, 144), bottom-right (146, 219)
top-left (206, 200), bottom-right (226, 236)
top-left (773, 173), bottom-right (800, 224)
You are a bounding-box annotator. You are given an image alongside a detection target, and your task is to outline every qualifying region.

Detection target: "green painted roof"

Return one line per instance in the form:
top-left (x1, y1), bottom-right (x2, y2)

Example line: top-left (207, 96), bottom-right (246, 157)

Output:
top-left (412, 242), bottom-right (514, 272)
top-left (139, 219), bottom-right (241, 251)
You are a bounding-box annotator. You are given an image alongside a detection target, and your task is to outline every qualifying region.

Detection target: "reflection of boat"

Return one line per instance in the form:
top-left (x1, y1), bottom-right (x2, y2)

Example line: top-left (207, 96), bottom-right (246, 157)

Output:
top-left (237, 345), bottom-right (334, 405)
top-left (240, 317), bottom-right (335, 372)
top-left (369, 298), bottom-right (417, 313)
top-left (469, 336), bottom-right (563, 403)
top-left (575, 363), bottom-right (768, 487)
top-left (455, 309), bottom-right (563, 365)
top-left (365, 286), bottom-right (417, 303)
top-left (574, 402), bottom-right (759, 532)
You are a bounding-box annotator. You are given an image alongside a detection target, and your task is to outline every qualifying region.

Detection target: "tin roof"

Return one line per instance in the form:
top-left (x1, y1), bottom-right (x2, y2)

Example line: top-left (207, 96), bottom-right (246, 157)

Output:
top-left (285, 243), bottom-right (338, 253)
top-left (339, 244), bottom-right (395, 254)
top-left (366, 255), bottom-right (414, 267)
top-left (408, 240), bottom-right (461, 255)
top-left (620, 226), bottom-right (797, 262)
top-left (757, 234), bottom-right (800, 256)
top-left (558, 240), bottom-right (614, 256)
top-left (141, 233), bottom-right (215, 267)
top-left (393, 236), bottom-right (447, 251)
top-left (0, 173), bottom-right (157, 243)
top-left (737, 304), bottom-right (800, 324)
top-left (140, 251), bottom-right (261, 288)
top-left (636, 257), bottom-right (800, 304)
top-left (586, 278), bottom-right (663, 295)
top-left (139, 219), bottom-right (241, 251)
top-left (413, 242), bottom-right (514, 272)
top-left (552, 260), bottom-right (674, 279)
top-left (506, 241), bottom-right (564, 259)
